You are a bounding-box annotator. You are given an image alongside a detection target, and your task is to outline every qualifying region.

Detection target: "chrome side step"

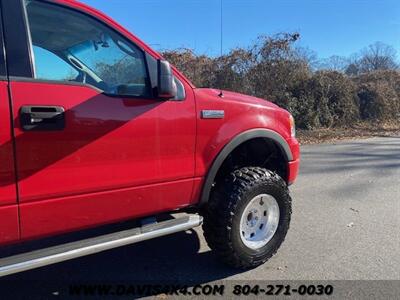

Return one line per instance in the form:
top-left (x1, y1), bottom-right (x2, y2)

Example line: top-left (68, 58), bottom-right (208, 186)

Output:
top-left (0, 215), bottom-right (202, 277)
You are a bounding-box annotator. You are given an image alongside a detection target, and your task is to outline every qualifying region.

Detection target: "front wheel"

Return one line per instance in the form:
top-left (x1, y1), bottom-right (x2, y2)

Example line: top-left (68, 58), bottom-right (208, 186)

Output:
top-left (203, 167), bottom-right (292, 268)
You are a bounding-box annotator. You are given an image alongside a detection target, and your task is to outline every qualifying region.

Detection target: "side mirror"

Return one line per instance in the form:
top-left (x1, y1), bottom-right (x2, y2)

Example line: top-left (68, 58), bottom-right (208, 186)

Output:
top-left (157, 60), bottom-right (177, 99)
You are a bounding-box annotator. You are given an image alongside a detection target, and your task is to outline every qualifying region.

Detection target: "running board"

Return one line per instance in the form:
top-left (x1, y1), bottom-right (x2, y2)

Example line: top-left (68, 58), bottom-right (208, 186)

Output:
top-left (0, 215), bottom-right (202, 277)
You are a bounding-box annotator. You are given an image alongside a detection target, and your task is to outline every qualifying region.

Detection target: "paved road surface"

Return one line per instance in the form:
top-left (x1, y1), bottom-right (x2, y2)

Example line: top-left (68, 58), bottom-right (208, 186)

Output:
top-left (2, 137), bottom-right (400, 296)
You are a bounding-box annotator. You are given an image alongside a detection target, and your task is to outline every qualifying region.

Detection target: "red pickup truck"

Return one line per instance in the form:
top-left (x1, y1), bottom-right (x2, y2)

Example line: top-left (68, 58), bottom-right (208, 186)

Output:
top-left (0, 0), bottom-right (299, 276)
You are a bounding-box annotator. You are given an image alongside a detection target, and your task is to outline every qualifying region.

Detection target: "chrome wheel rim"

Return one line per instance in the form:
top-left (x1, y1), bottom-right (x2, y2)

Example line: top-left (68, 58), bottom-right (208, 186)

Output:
top-left (239, 194), bottom-right (280, 250)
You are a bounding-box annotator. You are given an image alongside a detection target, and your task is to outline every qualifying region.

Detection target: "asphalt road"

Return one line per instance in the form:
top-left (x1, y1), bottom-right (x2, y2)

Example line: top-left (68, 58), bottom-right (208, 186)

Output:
top-left (1, 137), bottom-right (400, 296)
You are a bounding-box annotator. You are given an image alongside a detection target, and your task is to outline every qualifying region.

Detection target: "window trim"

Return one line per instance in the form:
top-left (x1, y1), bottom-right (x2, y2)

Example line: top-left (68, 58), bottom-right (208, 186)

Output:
top-left (0, 4), bottom-right (8, 80)
top-left (1, 0), bottom-right (35, 78)
top-left (22, 0), bottom-right (156, 99)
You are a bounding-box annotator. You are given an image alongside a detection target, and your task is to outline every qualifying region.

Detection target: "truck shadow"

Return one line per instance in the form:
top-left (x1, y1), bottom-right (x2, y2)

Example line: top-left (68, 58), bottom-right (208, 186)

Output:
top-left (0, 229), bottom-right (241, 299)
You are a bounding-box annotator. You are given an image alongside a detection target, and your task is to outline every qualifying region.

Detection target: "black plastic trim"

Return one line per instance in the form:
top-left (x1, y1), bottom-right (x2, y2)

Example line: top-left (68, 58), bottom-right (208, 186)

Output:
top-left (0, 5), bottom-right (7, 78)
top-left (1, 0), bottom-right (34, 78)
top-left (20, 105), bottom-right (65, 131)
top-left (199, 129), bottom-right (293, 205)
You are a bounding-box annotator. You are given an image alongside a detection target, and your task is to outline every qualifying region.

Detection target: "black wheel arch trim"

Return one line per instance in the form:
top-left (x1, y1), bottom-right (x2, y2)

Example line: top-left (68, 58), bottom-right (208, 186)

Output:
top-left (199, 128), bottom-right (293, 206)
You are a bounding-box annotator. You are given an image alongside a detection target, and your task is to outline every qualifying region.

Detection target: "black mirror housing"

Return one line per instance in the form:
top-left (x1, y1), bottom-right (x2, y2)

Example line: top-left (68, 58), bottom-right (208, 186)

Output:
top-left (157, 60), bottom-right (177, 99)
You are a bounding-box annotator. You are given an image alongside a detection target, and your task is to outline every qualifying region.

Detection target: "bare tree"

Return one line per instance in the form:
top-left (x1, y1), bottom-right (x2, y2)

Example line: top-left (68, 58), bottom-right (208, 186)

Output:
top-left (344, 54), bottom-right (362, 76)
top-left (317, 55), bottom-right (348, 72)
top-left (358, 42), bottom-right (398, 73)
top-left (296, 46), bottom-right (319, 70)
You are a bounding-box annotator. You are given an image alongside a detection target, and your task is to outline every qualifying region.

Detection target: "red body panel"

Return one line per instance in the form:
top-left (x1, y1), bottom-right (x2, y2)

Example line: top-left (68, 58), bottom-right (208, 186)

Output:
top-left (193, 88), bottom-right (300, 181)
top-left (0, 81), bottom-right (19, 244)
top-left (0, 82), bottom-right (17, 206)
top-left (10, 81), bottom-right (196, 239)
top-left (19, 178), bottom-right (194, 239)
top-left (0, 206), bottom-right (20, 244)
top-left (287, 137), bottom-right (301, 184)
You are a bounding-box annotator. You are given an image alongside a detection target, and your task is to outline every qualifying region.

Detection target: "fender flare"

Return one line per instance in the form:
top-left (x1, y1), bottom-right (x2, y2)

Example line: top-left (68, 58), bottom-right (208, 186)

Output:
top-left (199, 128), bottom-right (293, 205)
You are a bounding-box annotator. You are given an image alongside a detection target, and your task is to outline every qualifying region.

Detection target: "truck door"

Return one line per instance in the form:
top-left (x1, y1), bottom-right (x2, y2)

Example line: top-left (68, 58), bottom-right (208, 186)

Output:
top-left (0, 4), bottom-right (19, 244)
top-left (3, 0), bottom-right (196, 239)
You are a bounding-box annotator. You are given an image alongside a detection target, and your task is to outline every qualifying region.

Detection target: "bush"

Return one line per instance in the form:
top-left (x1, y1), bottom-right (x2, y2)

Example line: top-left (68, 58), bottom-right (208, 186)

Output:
top-left (288, 71), bottom-right (359, 129)
top-left (162, 49), bottom-right (215, 87)
top-left (354, 71), bottom-right (400, 121)
top-left (161, 35), bottom-right (400, 129)
top-left (246, 34), bottom-right (311, 109)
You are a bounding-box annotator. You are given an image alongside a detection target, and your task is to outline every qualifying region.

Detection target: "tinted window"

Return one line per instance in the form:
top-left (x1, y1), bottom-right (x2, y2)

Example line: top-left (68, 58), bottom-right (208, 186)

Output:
top-left (24, 0), bottom-right (151, 97)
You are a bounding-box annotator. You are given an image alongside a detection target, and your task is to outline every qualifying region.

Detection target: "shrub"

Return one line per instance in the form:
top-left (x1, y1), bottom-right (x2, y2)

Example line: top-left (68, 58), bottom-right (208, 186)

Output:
top-left (161, 35), bottom-right (400, 129)
top-left (162, 49), bottom-right (216, 87)
top-left (354, 70), bottom-right (400, 121)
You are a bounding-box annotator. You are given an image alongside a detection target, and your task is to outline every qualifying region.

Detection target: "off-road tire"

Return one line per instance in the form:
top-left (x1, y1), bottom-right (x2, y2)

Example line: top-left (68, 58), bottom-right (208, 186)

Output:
top-left (203, 167), bottom-right (292, 268)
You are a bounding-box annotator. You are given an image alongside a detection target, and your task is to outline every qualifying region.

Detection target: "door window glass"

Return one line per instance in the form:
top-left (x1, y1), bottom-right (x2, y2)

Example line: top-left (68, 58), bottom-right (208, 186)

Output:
top-left (33, 46), bottom-right (79, 81)
top-left (24, 0), bottom-right (151, 97)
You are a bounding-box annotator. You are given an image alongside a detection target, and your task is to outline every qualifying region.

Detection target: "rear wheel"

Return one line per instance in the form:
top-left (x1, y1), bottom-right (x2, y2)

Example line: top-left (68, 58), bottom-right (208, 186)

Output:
top-left (203, 167), bottom-right (292, 268)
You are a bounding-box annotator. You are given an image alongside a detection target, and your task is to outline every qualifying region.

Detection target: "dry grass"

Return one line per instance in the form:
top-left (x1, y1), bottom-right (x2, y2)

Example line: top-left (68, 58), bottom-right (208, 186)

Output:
top-left (297, 121), bottom-right (400, 144)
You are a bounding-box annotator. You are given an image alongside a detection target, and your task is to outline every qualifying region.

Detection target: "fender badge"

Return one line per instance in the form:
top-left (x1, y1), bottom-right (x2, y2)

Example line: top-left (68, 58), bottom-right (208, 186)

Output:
top-left (201, 110), bottom-right (225, 119)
